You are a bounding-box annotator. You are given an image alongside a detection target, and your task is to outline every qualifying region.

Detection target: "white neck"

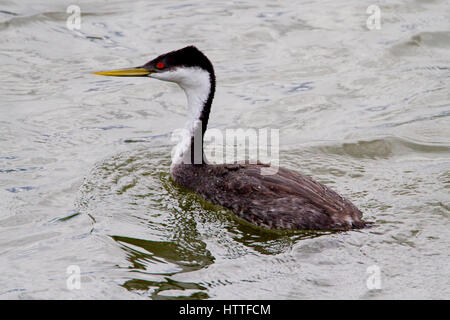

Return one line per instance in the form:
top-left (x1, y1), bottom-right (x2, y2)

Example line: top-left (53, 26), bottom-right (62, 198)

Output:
top-left (151, 67), bottom-right (211, 169)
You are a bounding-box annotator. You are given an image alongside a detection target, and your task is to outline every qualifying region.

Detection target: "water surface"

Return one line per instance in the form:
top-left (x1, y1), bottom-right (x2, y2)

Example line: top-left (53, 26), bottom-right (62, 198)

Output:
top-left (0, 0), bottom-right (449, 299)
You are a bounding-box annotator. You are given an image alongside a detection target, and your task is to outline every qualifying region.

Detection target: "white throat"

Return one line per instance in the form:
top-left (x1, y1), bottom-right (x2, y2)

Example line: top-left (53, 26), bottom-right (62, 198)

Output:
top-left (151, 67), bottom-right (211, 170)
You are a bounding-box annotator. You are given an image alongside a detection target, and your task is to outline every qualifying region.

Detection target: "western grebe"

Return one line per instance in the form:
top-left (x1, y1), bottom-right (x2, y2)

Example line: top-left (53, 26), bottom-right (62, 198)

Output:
top-left (94, 46), bottom-right (367, 230)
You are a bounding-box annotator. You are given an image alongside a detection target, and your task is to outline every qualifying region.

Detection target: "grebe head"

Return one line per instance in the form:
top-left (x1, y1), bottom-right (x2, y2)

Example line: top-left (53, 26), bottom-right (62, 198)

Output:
top-left (94, 45), bottom-right (215, 122)
top-left (93, 46), bottom-right (215, 90)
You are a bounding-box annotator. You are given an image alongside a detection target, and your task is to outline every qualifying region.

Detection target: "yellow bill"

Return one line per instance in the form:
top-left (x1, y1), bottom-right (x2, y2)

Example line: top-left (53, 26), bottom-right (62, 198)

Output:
top-left (93, 67), bottom-right (151, 77)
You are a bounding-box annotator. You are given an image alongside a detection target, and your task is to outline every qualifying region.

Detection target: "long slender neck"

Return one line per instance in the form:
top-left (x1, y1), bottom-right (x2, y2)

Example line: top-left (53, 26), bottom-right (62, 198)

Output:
top-left (171, 67), bottom-right (215, 168)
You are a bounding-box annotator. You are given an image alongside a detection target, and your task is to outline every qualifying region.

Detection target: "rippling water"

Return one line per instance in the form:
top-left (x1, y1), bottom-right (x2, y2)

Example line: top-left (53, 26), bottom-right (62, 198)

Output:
top-left (0, 0), bottom-right (449, 299)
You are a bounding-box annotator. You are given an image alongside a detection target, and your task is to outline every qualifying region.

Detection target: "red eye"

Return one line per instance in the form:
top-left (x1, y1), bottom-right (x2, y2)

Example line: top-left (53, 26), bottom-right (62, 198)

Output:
top-left (156, 62), bottom-right (164, 69)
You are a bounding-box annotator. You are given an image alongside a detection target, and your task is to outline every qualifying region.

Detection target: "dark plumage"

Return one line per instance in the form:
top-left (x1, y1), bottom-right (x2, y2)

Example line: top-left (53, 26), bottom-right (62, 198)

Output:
top-left (172, 163), bottom-right (365, 230)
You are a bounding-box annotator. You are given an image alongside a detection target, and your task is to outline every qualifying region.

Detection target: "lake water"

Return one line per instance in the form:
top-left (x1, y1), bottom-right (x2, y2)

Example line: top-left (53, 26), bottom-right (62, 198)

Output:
top-left (0, 0), bottom-right (449, 299)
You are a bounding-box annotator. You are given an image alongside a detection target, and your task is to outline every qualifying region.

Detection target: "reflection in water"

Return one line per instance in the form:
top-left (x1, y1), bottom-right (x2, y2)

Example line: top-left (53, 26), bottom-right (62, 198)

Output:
top-left (77, 148), bottom-right (216, 299)
top-left (114, 236), bottom-right (211, 299)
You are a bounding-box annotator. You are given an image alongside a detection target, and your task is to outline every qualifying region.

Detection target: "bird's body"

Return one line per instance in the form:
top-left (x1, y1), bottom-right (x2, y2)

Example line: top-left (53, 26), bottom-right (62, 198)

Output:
top-left (94, 45), bottom-right (367, 231)
top-left (172, 163), bottom-right (364, 230)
